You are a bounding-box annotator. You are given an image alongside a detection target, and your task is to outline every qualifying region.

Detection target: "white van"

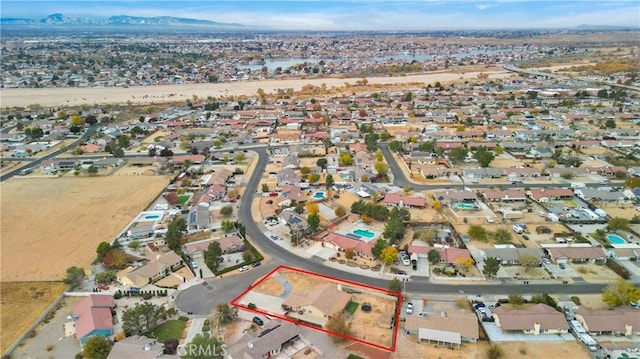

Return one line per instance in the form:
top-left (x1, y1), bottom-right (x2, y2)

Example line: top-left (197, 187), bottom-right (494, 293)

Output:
top-left (512, 224), bottom-right (524, 234)
top-left (486, 216), bottom-right (495, 223)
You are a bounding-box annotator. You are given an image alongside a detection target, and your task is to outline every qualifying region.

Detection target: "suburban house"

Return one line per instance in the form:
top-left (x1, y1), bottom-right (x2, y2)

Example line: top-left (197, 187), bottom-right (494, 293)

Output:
top-left (480, 248), bottom-right (543, 266)
top-left (463, 168), bottom-right (503, 179)
top-left (184, 235), bottom-right (243, 259)
top-left (282, 284), bottom-right (352, 327)
top-left (432, 190), bottom-right (478, 204)
top-left (279, 210), bottom-right (309, 233)
top-left (574, 307), bottom-right (640, 336)
top-left (117, 251), bottom-right (184, 288)
top-left (547, 247), bottom-right (606, 264)
top-left (226, 320), bottom-right (302, 359)
top-left (277, 168), bottom-right (301, 186)
top-left (528, 188), bottom-right (574, 202)
top-left (72, 294), bottom-right (115, 344)
top-left (409, 245), bottom-right (472, 265)
top-left (322, 232), bottom-right (374, 259)
top-left (188, 202), bottom-right (212, 230)
top-left (483, 189), bottom-right (527, 202)
top-left (574, 189), bottom-right (626, 202)
top-left (382, 193), bottom-right (427, 208)
top-left (107, 335), bottom-right (176, 359)
top-left (404, 312), bottom-right (479, 346)
top-left (492, 304), bottom-right (569, 335)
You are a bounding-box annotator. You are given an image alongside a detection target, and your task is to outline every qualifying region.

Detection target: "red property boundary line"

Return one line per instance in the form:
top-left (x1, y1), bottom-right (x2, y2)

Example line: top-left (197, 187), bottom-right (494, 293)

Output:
top-left (230, 265), bottom-right (401, 352)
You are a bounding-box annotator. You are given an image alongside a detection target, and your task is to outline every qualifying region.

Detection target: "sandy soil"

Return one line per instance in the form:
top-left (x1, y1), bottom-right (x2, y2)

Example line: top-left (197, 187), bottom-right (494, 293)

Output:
top-left (573, 264), bottom-right (620, 283)
top-left (252, 277), bottom-right (284, 297)
top-left (0, 281), bottom-right (67, 353)
top-left (0, 176), bottom-right (169, 281)
top-left (0, 70), bottom-right (512, 108)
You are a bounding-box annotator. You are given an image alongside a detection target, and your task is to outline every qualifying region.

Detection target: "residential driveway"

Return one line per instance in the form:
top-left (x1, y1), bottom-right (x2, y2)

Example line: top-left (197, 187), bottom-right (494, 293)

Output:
top-left (236, 291), bottom-right (285, 315)
top-left (544, 263), bottom-right (580, 279)
top-left (410, 258), bottom-right (430, 277)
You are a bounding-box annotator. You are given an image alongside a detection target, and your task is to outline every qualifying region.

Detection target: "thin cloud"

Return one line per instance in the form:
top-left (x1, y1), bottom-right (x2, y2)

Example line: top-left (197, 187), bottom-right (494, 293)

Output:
top-left (475, 4), bottom-right (495, 10)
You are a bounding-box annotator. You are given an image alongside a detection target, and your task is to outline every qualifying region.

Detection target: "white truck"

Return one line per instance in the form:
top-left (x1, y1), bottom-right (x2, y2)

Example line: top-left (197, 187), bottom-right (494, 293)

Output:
top-left (570, 182), bottom-right (586, 189)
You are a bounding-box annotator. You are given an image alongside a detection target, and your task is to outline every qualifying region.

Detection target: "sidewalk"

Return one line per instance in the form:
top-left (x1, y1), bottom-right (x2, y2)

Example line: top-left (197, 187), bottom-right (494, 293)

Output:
top-left (184, 318), bottom-right (205, 344)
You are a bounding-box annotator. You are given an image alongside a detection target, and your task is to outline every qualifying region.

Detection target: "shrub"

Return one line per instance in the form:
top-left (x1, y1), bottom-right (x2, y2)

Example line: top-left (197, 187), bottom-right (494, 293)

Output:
top-left (486, 344), bottom-right (505, 359)
top-left (571, 296), bottom-right (581, 305)
top-left (247, 303), bottom-right (257, 310)
top-left (202, 325), bottom-right (210, 332)
top-left (142, 292), bottom-right (152, 300)
top-left (45, 345), bottom-right (54, 351)
top-left (178, 316), bottom-right (189, 322)
top-left (607, 258), bottom-right (630, 279)
top-left (113, 290), bottom-right (123, 299)
top-left (204, 319), bottom-right (210, 326)
top-left (167, 308), bottom-right (177, 317)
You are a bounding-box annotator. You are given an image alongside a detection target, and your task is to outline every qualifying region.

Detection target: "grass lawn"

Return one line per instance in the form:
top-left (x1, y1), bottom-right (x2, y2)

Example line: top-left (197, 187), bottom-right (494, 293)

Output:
top-left (145, 320), bottom-right (186, 342)
top-left (178, 195), bottom-right (190, 205)
top-left (346, 301), bottom-right (359, 315)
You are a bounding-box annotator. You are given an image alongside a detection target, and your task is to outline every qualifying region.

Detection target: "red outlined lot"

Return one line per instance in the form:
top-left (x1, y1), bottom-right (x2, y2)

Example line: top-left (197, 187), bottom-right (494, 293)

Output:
top-left (230, 265), bottom-right (401, 352)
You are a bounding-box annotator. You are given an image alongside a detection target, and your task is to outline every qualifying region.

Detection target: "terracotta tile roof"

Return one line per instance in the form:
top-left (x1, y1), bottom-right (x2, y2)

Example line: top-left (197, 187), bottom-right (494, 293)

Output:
top-left (72, 295), bottom-right (114, 341)
top-left (282, 284), bottom-right (351, 317)
top-left (382, 193), bottom-right (426, 208)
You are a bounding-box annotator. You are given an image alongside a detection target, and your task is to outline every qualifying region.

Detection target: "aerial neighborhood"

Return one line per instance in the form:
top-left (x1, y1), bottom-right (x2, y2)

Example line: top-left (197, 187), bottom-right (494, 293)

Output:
top-left (1, 28), bottom-right (640, 359)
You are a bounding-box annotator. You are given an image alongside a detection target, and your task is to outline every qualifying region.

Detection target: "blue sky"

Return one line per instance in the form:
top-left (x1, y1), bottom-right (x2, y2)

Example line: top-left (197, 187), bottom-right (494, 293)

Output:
top-left (2, 1), bottom-right (639, 30)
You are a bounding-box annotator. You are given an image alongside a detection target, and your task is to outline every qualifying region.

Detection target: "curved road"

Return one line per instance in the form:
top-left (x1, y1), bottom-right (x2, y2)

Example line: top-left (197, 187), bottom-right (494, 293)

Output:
top-left (176, 144), bottom-right (609, 314)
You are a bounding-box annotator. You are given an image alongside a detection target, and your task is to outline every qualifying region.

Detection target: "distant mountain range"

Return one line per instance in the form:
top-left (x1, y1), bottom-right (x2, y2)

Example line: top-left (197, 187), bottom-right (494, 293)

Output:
top-left (0, 13), bottom-right (248, 29)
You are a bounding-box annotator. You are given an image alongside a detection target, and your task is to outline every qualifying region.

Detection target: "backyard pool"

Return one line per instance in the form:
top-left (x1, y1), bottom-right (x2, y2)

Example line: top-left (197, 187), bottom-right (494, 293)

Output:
top-left (454, 203), bottom-right (477, 210)
top-left (352, 229), bottom-right (376, 238)
top-left (145, 215), bottom-right (160, 220)
top-left (607, 234), bottom-right (627, 244)
top-left (313, 191), bottom-right (326, 199)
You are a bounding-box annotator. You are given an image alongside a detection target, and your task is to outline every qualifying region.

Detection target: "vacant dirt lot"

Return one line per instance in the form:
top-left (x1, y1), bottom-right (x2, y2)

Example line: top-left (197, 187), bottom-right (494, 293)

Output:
top-left (0, 281), bottom-right (67, 354)
top-left (0, 176), bottom-right (168, 281)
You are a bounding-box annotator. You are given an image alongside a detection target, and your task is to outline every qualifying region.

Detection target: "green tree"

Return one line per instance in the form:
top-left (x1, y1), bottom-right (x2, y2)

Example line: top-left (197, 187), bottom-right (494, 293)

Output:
top-left (608, 217), bottom-right (630, 232)
top-left (473, 146), bottom-right (495, 168)
top-left (299, 167), bottom-right (311, 175)
top-left (112, 147), bottom-right (125, 158)
top-left (307, 174), bottom-right (321, 183)
top-left (221, 220), bottom-right (235, 233)
top-left (122, 302), bottom-right (167, 335)
top-left (316, 158), bottom-right (328, 169)
top-left (380, 246), bottom-right (398, 265)
top-left (388, 278), bottom-right (402, 293)
top-left (338, 153), bottom-right (352, 166)
top-left (220, 205), bottom-right (233, 217)
top-left (371, 238), bottom-right (389, 259)
top-left (382, 209), bottom-right (406, 244)
top-left (214, 303), bottom-right (238, 327)
top-left (448, 147), bottom-right (468, 164)
top-left (117, 134), bottom-right (130, 149)
top-left (307, 213), bottom-right (320, 233)
top-left (493, 228), bottom-right (513, 244)
top-left (128, 239), bottom-right (141, 250)
top-left (96, 241), bottom-right (111, 262)
top-left (234, 153), bottom-right (246, 162)
top-left (468, 225), bottom-right (488, 241)
top-left (182, 334), bottom-right (225, 359)
top-left (87, 165), bottom-right (98, 176)
top-left (427, 249), bottom-right (441, 264)
top-left (334, 205), bottom-right (347, 217)
top-left (389, 140), bottom-right (404, 153)
top-left (94, 271), bottom-right (116, 285)
top-left (602, 278), bottom-right (640, 306)
top-left (204, 241), bottom-right (223, 272)
top-left (261, 183), bottom-right (269, 193)
top-left (165, 217), bottom-right (186, 253)
top-left (82, 335), bottom-right (112, 359)
top-left (374, 161), bottom-right (388, 176)
top-left (325, 174), bottom-right (334, 188)
top-left (483, 257), bottom-right (500, 279)
top-left (63, 266), bottom-right (85, 288)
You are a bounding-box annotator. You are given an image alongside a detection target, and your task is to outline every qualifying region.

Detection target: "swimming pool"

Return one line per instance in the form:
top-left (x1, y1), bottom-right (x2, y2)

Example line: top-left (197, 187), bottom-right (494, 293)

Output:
top-left (352, 229), bottom-right (375, 238)
top-left (313, 191), bottom-right (326, 199)
top-left (340, 173), bottom-right (349, 179)
top-left (145, 215), bottom-right (160, 220)
top-left (455, 203), bottom-right (477, 210)
top-left (607, 234), bottom-right (627, 244)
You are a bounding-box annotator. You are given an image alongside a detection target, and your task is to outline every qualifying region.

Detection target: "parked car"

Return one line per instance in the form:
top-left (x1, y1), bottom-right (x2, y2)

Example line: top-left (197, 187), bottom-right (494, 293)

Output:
top-left (559, 263), bottom-right (566, 270)
top-left (98, 284), bottom-right (109, 290)
top-left (397, 270), bottom-right (407, 275)
top-left (252, 261), bottom-right (261, 267)
top-left (406, 303), bottom-right (414, 314)
top-left (537, 211), bottom-right (546, 217)
top-left (191, 261), bottom-right (198, 269)
top-left (239, 266), bottom-right (249, 272)
top-left (486, 215), bottom-right (495, 223)
top-left (252, 316), bottom-right (264, 326)
top-left (522, 235), bottom-right (530, 240)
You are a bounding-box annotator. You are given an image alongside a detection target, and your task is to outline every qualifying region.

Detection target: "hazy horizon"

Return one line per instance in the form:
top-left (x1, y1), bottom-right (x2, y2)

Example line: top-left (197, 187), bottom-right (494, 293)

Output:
top-left (1, 0), bottom-right (639, 31)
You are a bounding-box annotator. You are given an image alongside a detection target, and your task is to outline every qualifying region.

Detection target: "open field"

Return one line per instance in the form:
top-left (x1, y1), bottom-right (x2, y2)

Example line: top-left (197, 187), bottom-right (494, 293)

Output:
top-left (0, 281), bottom-right (67, 354)
top-left (0, 176), bottom-right (168, 281)
top-left (0, 70), bottom-right (512, 108)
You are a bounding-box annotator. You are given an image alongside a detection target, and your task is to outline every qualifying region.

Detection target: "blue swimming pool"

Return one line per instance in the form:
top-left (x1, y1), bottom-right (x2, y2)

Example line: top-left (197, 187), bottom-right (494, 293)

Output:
top-left (145, 215), bottom-right (160, 220)
top-left (313, 191), bottom-right (326, 199)
top-left (607, 234), bottom-right (626, 244)
top-left (352, 229), bottom-right (375, 238)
